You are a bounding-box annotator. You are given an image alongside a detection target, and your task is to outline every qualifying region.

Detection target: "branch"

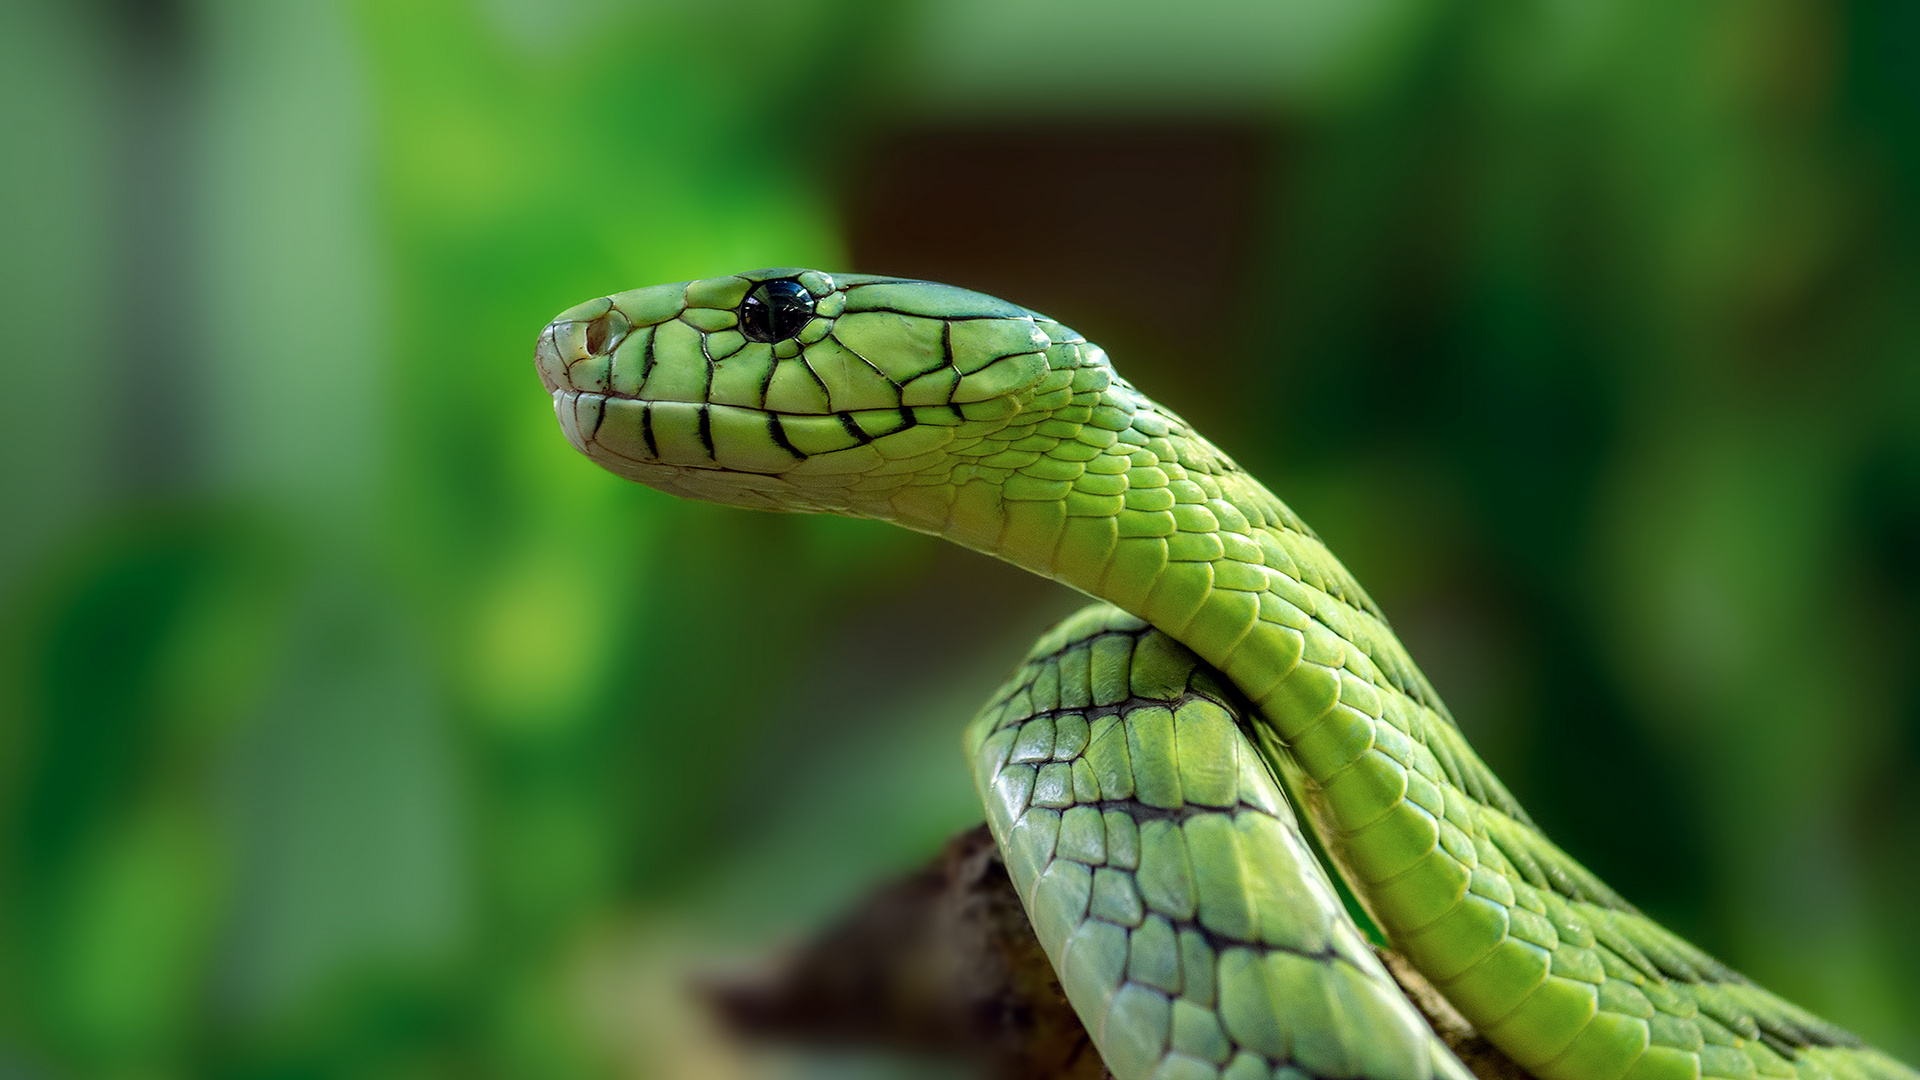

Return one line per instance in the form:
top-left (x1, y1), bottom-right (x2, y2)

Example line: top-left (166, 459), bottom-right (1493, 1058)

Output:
top-left (704, 824), bottom-right (1533, 1080)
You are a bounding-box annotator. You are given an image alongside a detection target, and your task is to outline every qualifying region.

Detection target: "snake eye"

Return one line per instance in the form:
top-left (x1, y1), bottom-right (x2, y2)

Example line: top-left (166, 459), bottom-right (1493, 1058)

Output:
top-left (738, 279), bottom-right (816, 343)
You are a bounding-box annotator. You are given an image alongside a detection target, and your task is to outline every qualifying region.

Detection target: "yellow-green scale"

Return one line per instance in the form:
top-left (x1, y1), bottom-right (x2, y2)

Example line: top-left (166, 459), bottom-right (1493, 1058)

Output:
top-left (540, 272), bottom-right (1918, 1080)
top-left (912, 371), bottom-right (1908, 1080)
top-left (966, 610), bottom-right (1469, 1080)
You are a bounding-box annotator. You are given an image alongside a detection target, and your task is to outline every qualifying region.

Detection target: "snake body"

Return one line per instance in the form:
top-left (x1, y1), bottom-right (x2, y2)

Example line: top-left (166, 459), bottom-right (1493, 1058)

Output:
top-left (535, 269), bottom-right (1916, 1080)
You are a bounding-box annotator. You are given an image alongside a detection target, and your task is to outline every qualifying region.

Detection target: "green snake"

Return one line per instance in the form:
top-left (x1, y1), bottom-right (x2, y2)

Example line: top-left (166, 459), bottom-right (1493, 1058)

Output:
top-left (534, 268), bottom-right (1916, 1080)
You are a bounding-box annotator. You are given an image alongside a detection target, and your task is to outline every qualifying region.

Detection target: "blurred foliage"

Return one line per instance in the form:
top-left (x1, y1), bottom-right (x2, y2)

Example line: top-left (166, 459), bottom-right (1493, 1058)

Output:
top-left (1, 0), bottom-right (1916, 1077)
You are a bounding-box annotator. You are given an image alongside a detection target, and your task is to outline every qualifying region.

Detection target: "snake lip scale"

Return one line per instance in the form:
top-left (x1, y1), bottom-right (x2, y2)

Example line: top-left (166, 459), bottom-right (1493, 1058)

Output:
top-left (537, 268), bottom-right (1916, 1080)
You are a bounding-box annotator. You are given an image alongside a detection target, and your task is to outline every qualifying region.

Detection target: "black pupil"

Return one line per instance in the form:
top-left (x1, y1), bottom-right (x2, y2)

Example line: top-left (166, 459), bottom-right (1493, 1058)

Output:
top-left (738, 280), bottom-right (815, 343)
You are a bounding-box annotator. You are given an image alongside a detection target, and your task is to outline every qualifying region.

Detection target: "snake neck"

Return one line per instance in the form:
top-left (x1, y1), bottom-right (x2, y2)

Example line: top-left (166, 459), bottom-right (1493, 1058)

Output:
top-left (883, 372), bottom-right (1538, 840)
top-left (890, 374), bottom-right (1440, 731)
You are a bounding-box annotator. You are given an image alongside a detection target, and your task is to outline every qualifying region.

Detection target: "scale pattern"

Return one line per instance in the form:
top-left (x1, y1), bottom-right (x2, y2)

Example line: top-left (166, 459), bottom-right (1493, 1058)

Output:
top-left (1049, 382), bottom-right (1920, 1080)
top-left (967, 605), bottom-right (1472, 1080)
top-left (535, 269), bottom-right (1920, 1080)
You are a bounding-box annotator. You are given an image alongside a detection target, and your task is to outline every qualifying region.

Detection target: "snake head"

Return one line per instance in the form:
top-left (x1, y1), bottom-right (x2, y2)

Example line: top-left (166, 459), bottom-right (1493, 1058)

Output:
top-left (535, 268), bottom-right (1110, 518)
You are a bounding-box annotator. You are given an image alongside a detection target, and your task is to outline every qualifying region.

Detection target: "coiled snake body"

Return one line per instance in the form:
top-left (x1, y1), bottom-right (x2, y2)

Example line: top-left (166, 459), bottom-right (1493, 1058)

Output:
top-left (535, 269), bottom-right (1916, 1080)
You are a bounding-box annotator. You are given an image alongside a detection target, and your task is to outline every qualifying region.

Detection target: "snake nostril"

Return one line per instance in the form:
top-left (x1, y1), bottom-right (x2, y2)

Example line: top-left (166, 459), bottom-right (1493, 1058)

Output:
top-left (582, 309), bottom-right (629, 357)
top-left (584, 313), bottom-right (614, 355)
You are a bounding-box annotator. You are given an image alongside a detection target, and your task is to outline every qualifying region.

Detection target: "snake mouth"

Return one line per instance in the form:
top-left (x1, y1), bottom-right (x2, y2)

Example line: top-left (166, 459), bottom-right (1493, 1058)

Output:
top-left (535, 326), bottom-right (563, 395)
top-left (535, 316), bottom-right (595, 398)
top-left (550, 381), bottom-right (1008, 485)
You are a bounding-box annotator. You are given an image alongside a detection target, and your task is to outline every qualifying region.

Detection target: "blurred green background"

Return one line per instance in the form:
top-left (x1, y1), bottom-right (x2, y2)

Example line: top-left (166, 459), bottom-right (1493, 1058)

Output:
top-left (3, 0), bottom-right (1917, 1076)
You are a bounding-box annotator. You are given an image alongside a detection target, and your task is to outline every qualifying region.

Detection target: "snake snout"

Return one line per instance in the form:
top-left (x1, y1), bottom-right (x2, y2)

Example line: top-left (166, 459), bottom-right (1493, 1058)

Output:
top-left (534, 321), bottom-right (575, 395)
top-left (535, 295), bottom-right (627, 396)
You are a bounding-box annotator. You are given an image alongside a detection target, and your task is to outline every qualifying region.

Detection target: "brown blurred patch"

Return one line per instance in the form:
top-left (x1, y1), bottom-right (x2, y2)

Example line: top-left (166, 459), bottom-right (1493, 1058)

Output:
top-left (705, 824), bottom-right (1532, 1080)
top-left (841, 122), bottom-right (1278, 446)
top-left (705, 825), bottom-right (1107, 1079)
